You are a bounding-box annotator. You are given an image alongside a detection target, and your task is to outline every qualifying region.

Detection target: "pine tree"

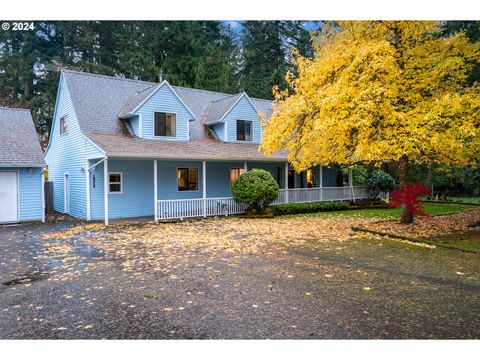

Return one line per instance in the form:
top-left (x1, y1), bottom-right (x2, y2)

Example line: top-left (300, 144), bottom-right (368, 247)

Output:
top-left (240, 21), bottom-right (313, 99)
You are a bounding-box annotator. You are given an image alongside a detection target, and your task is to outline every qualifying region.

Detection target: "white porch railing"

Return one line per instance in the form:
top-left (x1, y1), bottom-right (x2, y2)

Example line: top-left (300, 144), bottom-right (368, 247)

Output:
top-left (157, 197), bottom-right (248, 220)
top-left (157, 186), bottom-right (371, 220)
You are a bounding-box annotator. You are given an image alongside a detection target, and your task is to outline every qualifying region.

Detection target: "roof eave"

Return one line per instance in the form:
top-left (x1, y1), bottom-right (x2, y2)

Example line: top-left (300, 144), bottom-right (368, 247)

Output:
top-left (103, 152), bottom-right (287, 162)
top-left (0, 162), bottom-right (46, 168)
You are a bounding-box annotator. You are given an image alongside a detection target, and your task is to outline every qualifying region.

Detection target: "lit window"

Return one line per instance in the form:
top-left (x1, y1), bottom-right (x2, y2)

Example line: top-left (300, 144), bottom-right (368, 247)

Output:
top-left (236, 120), bottom-right (252, 141)
top-left (154, 112), bottom-right (176, 137)
top-left (230, 168), bottom-right (246, 185)
top-left (178, 168), bottom-right (198, 191)
top-left (108, 173), bottom-right (123, 194)
top-left (306, 168), bottom-right (316, 188)
top-left (59, 116), bottom-right (68, 135)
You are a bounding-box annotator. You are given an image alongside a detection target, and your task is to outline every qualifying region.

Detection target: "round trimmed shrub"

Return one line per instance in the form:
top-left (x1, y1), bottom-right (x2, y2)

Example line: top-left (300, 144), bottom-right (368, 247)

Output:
top-left (231, 168), bottom-right (279, 211)
top-left (366, 170), bottom-right (395, 200)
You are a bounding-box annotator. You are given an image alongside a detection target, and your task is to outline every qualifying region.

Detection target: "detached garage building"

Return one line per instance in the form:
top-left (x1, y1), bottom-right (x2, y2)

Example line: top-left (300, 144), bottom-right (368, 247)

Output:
top-left (0, 108), bottom-right (45, 224)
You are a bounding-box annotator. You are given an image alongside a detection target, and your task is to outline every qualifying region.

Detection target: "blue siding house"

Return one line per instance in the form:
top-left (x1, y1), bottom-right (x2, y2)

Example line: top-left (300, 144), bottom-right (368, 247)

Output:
top-left (0, 108), bottom-right (46, 224)
top-left (45, 70), bottom-right (361, 224)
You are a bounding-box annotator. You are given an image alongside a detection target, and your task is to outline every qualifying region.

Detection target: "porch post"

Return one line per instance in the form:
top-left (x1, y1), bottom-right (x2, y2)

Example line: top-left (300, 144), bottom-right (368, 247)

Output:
top-left (348, 167), bottom-right (355, 202)
top-left (86, 160), bottom-right (91, 221)
top-left (202, 160), bottom-right (207, 217)
top-left (319, 165), bottom-right (323, 201)
top-left (154, 160), bottom-right (158, 221)
top-left (284, 162), bottom-right (289, 204)
top-left (243, 161), bottom-right (248, 172)
top-left (104, 158), bottom-right (109, 225)
top-left (41, 168), bottom-right (45, 223)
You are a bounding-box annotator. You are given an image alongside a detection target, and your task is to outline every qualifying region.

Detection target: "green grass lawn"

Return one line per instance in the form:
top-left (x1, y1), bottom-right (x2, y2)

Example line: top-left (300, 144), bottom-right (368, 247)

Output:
top-left (448, 197), bottom-right (480, 204)
top-left (429, 233), bottom-right (480, 253)
top-left (295, 202), bottom-right (477, 219)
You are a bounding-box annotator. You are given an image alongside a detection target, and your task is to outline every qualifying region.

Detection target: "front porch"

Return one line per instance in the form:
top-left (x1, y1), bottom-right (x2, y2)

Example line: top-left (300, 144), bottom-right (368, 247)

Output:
top-left (156, 186), bottom-right (369, 220)
top-left (86, 157), bottom-right (369, 224)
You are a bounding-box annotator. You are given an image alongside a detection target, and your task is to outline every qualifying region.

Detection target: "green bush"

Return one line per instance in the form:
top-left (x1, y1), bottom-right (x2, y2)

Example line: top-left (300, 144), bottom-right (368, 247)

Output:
top-left (366, 170), bottom-right (395, 200)
top-left (271, 201), bottom-right (350, 215)
top-left (231, 168), bottom-right (279, 211)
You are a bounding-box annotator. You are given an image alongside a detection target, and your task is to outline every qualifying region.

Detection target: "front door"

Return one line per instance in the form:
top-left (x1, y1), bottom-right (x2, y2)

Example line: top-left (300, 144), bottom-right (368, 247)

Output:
top-left (0, 171), bottom-right (19, 223)
top-left (64, 174), bottom-right (70, 214)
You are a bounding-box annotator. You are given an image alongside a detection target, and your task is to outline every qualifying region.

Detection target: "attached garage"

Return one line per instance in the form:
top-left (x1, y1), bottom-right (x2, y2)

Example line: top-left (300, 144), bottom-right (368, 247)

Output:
top-left (0, 108), bottom-right (46, 224)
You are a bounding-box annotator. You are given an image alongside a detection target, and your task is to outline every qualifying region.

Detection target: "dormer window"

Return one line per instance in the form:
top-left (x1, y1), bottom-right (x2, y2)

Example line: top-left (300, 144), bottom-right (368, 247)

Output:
top-left (59, 115), bottom-right (68, 135)
top-left (154, 112), bottom-right (176, 137)
top-left (236, 120), bottom-right (252, 141)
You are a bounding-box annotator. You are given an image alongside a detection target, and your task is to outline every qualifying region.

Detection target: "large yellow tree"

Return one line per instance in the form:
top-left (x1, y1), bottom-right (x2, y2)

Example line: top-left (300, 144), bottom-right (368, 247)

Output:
top-left (261, 21), bottom-right (480, 223)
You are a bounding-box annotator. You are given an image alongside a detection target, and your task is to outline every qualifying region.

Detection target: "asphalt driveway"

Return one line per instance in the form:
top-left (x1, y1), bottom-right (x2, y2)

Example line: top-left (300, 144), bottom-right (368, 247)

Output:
top-left (0, 218), bottom-right (479, 339)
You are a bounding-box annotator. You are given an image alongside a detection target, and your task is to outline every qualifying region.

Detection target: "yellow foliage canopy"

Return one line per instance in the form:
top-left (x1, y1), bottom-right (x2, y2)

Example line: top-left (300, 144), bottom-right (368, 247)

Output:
top-left (261, 21), bottom-right (480, 172)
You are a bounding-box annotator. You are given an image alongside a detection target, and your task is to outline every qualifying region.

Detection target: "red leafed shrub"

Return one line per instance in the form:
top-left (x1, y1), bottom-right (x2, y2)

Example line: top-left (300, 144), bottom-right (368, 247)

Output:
top-left (389, 183), bottom-right (430, 219)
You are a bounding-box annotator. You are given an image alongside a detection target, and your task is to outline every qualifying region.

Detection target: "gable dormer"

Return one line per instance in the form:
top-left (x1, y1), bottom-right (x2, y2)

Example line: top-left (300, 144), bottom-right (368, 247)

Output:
top-left (119, 81), bottom-right (196, 141)
top-left (205, 92), bottom-right (262, 144)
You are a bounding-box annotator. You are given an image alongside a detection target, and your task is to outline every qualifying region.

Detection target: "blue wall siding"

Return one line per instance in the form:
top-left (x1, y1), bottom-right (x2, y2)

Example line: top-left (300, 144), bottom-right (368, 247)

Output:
top-left (224, 96), bottom-right (262, 144)
top-left (89, 159), bottom-right (155, 220)
top-left (322, 167), bottom-right (339, 187)
top-left (157, 160), bottom-right (203, 200)
top-left (0, 167), bottom-right (43, 221)
top-left (246, 162), bottom-right (286, 188)
top-left (19, 168), bottom-right (43, 221)
top-left (45, 75), bottom-right (104, 219)
top-left (135, 85), bottom-right (193, 141)
top-left (206, 161), bottom-right (244, 197)
top-left (90, 159), bottom-right (207, 220)
top-left (211, 123), bottom-right (225, 141)
top-left (129, 115), bottom-right (141, 137)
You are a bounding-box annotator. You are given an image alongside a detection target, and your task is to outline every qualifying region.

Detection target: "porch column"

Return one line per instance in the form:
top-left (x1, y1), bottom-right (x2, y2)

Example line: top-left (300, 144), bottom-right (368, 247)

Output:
top-left (202, 161), bottom-right (207, 217)
top-left (41, 168), bottom-right (45, 223)
top-left (348, 167), bottom-right (355, 202)
top-left (243, 161), bottom-right (248, 172)
top-left (104, 158), bottom-right (109, 225)
top-left (320, 165), bottom-right (323, 201)
top-left (284, 162), bottom-right (289, 204)
top-left (154, 160), bottom-right (158, 221)
top-left (86, 160), bottom-right (91, 221)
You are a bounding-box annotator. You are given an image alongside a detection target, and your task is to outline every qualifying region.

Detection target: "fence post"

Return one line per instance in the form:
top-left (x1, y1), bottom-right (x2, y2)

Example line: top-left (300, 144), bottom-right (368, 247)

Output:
top-left (202, 161), bottom-right (207, 217)
top-left (284, 162), bottom-right (289, 204)
top-left (319, 166), bottom-right (323, 201)
top-left (348, 168), bottom-right (355, 203)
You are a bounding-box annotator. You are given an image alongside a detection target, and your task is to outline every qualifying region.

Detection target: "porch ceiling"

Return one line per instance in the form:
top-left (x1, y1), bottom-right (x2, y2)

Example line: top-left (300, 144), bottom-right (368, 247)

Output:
top-left (86, 132), bottom-right (289, 162)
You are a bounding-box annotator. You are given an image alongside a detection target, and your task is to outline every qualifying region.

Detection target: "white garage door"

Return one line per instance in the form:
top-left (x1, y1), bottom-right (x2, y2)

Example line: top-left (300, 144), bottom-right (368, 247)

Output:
top-left (0, 171), bottom-right (19, 223)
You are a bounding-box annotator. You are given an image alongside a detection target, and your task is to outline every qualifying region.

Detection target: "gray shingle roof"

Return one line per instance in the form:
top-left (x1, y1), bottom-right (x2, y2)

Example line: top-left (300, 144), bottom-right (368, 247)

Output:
top-left (62, 70), bottom-right (282, 161)
top-left (204, 92), bottom-right (244, 125)
top-left (0, 108), bottom-right (45, 167)
top-left (87, 132), bottom-right (288, 162)
top-left (118, 83), bottom-right (161, 118)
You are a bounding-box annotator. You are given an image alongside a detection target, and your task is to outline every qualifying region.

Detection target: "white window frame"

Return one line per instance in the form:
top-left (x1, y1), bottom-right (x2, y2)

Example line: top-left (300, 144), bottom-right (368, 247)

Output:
top-left (59, 115), bottom-right (68, 135)
top-left (108, 172), bottom-right (123, 194)
top-left (153, 111), bottom-right (177, 138)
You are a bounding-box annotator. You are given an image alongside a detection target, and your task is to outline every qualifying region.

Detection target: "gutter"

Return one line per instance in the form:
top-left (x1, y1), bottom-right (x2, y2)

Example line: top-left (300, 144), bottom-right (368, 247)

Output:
top-left (104, 153), bottom-right (288, 162)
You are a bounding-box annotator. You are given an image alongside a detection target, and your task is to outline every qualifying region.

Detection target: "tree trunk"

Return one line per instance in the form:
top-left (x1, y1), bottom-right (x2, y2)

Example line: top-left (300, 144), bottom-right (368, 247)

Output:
top-left (398, 156), bottom-right (413, 224)
top-left (427, 162), bottom-right (433, 197)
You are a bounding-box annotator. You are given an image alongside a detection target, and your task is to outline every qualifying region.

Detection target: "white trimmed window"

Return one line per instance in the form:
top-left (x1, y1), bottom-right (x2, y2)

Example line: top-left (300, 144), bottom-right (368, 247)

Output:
top-left (59, 115), bottom-right (68, 135)
top-left (236, 120), bottom-right (252, 141)
top-left (108, 172), bottom-right (123, 194)
top-left (178, 168), bottom-right (198, 191)
top-left (154, 112), bottom-right (176, 137)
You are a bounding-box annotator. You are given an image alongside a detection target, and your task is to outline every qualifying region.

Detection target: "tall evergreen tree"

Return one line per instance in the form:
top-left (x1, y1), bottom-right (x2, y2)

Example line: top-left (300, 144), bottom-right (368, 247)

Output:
top-left (240, 21), bottom-right (314, 99)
